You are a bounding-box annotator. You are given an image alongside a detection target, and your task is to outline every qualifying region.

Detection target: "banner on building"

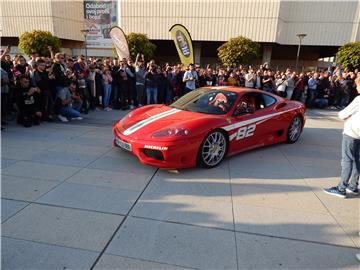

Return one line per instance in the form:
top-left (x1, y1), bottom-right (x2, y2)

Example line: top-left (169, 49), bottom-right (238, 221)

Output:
top-left (169, 24), bottom-right (194, 66)
top-left (84, 0), bottom-right (117, 48)
top-left (109, 27), bottom-right (130, 60)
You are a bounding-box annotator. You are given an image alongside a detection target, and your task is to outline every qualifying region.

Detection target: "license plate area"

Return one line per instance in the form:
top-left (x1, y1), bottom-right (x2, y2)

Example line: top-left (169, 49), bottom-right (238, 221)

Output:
top-left (115, 137), bottom-right (132, 152)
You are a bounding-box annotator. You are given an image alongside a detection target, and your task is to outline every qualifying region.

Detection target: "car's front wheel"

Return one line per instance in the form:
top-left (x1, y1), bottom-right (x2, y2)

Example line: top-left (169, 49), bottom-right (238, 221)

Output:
top-left (197, 130), bottom-right (227, 168)
top-left (286, 115), bottom-right (303, 143)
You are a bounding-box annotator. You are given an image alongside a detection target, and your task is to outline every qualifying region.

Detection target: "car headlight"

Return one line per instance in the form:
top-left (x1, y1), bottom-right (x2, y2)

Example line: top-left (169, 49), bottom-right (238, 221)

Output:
top-left (151, 127), bottom-right (190, 138)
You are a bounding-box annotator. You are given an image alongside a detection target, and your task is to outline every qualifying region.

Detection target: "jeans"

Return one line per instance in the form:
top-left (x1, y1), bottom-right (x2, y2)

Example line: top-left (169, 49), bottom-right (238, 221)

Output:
top-left (292, 90), bottom-right (304, 103)
top-left (72, 101), bottom-right (83, 112)
top-left (111, 83), bottom-right (120, 107)
top-left (336, 93), bottom-right (350, 108)
top-left (165, 85), bottom-right (173, 104)
top-left (120, 81), bottom-right (129, 108)
top-left (136, 84), bottom-right (145, 105)
top-left (146, 87), bottom-right (157, 104)
top-left (306, 88), bottom-right (317, 107)
top-left (59, 106), bottom-right (81, 119)
top-left (263, 86), bottom-right (273, 93)
top-left (286, 89), bottom-right (294, 100)
top-left (313, 98), bottom-right (328, 108)
top-left (337, 134), bottom-right (360, 191)
top-left (103, 84), bottom-right (112, 107)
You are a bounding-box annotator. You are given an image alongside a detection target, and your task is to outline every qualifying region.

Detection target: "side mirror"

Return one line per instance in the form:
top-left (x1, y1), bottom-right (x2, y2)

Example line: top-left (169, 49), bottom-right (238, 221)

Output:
top-left (234, 106), bottom-right (255, 116)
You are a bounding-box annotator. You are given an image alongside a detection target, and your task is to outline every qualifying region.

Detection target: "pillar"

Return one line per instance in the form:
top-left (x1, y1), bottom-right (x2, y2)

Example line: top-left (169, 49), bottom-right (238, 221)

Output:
top-left (194, 42), bottom-right (201, 66)
top-left (262, 44), bottom-right (272, 66)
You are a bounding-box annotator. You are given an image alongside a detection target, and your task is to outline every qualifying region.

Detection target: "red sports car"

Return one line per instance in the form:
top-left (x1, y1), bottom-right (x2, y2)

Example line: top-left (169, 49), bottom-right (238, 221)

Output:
top-left (113, 87), bottom-right (306, 169)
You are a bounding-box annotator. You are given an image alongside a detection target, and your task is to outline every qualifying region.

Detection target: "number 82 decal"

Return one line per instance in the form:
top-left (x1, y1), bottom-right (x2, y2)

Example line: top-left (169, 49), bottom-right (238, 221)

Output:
top-left (236, 124), bottom-right (256, 140)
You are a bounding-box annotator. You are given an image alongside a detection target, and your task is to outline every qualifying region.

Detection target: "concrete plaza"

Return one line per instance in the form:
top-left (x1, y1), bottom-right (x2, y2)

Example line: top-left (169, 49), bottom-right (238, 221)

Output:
top-left (1, 108), bottom-right (359, 269)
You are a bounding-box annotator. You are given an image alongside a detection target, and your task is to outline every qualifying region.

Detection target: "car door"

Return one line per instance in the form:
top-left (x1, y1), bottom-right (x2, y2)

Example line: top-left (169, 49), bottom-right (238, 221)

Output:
top-left (260, 93), bottom-right (290, 143)
top-left (227, 92), bottom-right (273, 154)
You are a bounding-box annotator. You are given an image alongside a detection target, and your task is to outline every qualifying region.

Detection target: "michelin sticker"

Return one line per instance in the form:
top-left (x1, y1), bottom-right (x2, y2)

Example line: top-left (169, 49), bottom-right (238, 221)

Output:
top-left (144, 145), bottom-right (168, 151)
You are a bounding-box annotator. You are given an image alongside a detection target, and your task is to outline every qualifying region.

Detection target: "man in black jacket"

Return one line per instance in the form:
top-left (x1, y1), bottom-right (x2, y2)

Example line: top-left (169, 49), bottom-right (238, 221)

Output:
top-left (53, 53), bottom-right (73, 92)
top-left (15, 75), bottom-right (42, 127)
top-left (111, 58), bottom-right (121, 109)
top-left (32, 59), bottom-right (54, 121)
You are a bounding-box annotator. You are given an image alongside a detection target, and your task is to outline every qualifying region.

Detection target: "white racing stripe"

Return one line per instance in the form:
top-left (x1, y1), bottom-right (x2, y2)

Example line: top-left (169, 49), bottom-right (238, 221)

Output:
top-left (123, 108), bottom-right (181, 135)
top-left (223, 108), bottom-right (297, 133)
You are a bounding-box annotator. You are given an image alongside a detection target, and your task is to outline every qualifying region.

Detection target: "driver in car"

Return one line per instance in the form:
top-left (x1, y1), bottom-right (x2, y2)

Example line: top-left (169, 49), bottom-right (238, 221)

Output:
top-left (208, 93), bottom-right (228, 111)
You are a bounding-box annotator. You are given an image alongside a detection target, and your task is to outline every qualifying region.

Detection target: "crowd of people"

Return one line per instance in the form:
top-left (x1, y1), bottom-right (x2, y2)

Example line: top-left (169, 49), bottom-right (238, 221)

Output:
top-left (1, 46), bottom-right (360, 128)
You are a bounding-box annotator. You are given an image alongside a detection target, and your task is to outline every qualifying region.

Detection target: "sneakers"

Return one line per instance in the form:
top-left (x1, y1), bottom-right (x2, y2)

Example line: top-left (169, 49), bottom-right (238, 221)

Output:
top-left (58, 115), bottom-right (69, 122)
top-left (323, 187), bottom-right (346, 198)
top-left (346, 187), bottom-right (359, 195)
top-left (71, 117), bottom-right (83, 120)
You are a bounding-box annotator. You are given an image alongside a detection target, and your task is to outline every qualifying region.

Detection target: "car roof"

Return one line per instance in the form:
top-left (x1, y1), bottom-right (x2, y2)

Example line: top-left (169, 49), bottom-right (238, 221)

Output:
top-left (202, 86), bottom-right (272, 95)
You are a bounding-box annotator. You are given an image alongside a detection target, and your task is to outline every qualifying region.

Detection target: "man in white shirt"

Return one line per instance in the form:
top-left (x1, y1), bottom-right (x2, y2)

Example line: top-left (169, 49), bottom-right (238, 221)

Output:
top-left (324, 95), bottom-right (360, 198)
top-left (183, 64), bottom-right (198, 95)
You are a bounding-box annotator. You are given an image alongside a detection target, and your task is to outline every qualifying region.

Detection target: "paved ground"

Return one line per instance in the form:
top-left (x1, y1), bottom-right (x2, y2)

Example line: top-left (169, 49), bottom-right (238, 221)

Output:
top-left (1, 108), bottom-right (359, 269)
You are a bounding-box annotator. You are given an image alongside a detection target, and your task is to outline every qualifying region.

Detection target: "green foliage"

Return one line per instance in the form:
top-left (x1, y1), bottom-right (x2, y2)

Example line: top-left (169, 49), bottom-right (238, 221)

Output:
top-left (18, 30), bottom-right (61, 57)
top-left (127, 33), bottom-right (156, 61)
top-left (336, 42), bottom-right (360, 69)
top-left (217, 36), bottom-right (260, 67)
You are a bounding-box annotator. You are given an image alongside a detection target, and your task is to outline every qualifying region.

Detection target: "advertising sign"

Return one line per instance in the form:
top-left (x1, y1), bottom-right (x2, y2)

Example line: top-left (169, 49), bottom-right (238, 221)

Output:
top-left (84, 0), bottom-right (117, 48)
top-left (110, 27), bottom-right (130, 60)
top-left (169, 24), bottom-right (194, 66)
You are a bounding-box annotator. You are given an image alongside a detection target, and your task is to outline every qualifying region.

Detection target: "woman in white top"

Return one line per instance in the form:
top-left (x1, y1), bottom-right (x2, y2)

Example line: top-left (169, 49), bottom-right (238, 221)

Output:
top-left (275, 73), bottom-right (287, 97)
top-left (286, 73), bottom-right (296, 100)
top-left (244, 69), bottom-right (255, 88)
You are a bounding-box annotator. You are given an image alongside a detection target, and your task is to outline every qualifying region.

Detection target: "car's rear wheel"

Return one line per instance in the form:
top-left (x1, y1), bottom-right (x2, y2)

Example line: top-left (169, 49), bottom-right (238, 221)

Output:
top-left (197, 130), bottom-right (227, 168)
top-left (287, 115), bottom-right (302, 143)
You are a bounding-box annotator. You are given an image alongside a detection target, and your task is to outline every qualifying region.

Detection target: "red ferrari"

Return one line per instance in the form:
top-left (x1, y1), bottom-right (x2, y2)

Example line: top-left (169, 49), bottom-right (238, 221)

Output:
top-left (113, 87), bottom-right (306, 169)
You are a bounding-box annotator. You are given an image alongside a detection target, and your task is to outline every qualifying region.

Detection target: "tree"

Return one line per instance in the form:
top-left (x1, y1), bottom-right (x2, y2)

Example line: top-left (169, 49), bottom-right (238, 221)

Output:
top-left (19, 30), bottom-right (61, 57)
top-left (336, 41), bottom-right (360, 69)
top-left (217, 36), bottom-right (260, 67)
top-left (127, 33), bottom-right (156, 61)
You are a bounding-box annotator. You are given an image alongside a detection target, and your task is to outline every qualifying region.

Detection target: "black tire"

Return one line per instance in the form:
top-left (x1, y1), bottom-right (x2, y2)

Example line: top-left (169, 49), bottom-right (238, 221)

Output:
top-left (197, 130), bottom-right (228, 168)
top-left (286, 115), bottom-right (303, 143)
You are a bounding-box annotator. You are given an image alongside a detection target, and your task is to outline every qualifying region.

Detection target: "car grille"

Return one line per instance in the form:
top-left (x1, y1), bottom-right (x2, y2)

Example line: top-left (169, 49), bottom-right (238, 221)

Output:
top-left (143, 149), bottom-right (164, 161)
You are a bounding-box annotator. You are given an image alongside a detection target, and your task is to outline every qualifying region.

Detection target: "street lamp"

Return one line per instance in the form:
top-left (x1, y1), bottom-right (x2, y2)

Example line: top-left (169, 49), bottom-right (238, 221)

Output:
top-left (295, 33), bottom-right (306, 71)
top-left (80, 29), bottom-right (90, 61)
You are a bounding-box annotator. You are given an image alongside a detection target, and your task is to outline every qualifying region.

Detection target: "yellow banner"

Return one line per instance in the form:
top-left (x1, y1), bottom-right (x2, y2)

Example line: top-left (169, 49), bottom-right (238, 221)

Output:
top-left (169, 24), bottom-right (194, 66)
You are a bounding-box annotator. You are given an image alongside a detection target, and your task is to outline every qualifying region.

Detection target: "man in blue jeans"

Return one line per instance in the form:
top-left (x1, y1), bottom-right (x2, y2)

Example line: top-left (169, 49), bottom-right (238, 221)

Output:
top-left (182, 64), bottom-right (198, 95)
top-left (324, 95), bottom-right (360, 198)
top-left (56, 83), bottom-right (83, 122)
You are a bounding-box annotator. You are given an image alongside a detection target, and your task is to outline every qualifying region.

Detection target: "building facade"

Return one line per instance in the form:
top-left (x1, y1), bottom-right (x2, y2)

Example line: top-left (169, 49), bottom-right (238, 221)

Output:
top-left (119, 0), bottom-right (360, 69)
top-left (1, 0), bottom-right (359, 69)
top-left (0, 0), bottom-right (86, 55)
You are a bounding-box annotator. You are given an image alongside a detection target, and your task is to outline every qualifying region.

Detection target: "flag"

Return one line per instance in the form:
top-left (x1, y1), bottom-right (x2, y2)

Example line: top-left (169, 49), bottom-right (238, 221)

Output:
top-left (110, 26), bottom-right (130, 59)
top-left (169, 24), bottom-right (194, 66)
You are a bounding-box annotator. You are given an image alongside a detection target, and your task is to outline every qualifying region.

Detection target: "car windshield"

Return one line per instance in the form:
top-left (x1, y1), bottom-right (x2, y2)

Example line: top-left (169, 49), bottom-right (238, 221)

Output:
top-left (170, 88), bottom-right (238, 115)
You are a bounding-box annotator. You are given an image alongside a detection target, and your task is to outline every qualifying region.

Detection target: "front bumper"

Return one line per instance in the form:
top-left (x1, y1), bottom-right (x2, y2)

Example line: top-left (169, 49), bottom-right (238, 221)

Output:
top-left (113, 130), bottom-right (200, 169)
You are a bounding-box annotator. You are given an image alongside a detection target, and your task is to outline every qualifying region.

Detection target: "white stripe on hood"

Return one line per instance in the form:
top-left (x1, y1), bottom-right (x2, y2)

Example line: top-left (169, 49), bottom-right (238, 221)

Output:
top-left (123, 108), bottom-right (181, 136)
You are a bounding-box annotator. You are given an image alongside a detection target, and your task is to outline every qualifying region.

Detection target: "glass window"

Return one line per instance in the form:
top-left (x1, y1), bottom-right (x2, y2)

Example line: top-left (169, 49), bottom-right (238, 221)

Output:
top-left (237, 93), bottom-right (266, 111)
top-left (261, 94), bottom-right (277, 107)
top-left (170, 88), bottom-right (238, 115)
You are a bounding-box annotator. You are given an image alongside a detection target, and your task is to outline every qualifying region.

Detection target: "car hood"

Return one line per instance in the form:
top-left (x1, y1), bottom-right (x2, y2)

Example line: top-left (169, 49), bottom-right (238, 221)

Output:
top-left (116, 105), bottom-right (222, 141)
